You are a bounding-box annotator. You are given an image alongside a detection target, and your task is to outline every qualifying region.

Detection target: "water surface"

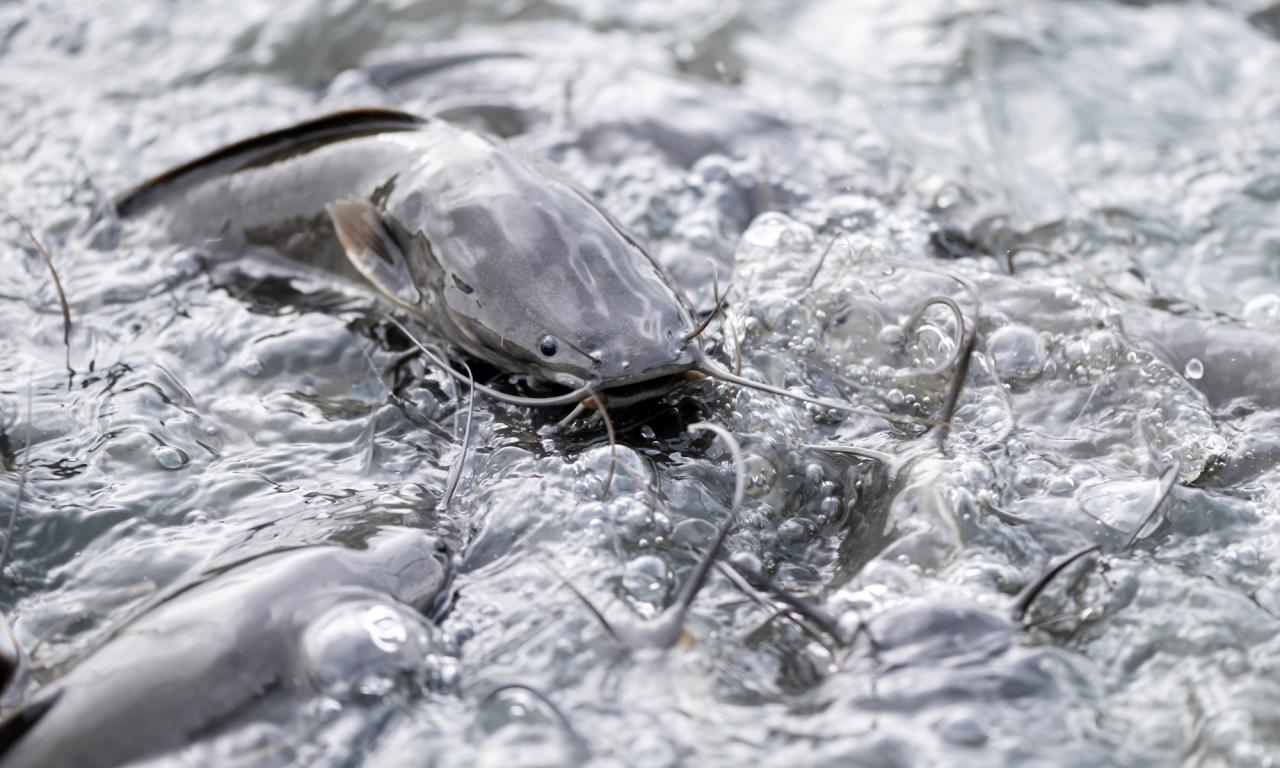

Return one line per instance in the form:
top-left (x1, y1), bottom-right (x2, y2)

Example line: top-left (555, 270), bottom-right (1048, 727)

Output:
top-left (3, 1), bottom-right (1280, 765)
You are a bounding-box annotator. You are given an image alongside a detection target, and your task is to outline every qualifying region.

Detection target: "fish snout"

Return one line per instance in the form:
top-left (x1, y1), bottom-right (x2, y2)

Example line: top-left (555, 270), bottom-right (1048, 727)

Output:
top-left (366, 528), bottom-right (454, 616)
top-left (415, 536), bottom-right (455, 617)
top-left (596, 340), bottom-right (700, 386)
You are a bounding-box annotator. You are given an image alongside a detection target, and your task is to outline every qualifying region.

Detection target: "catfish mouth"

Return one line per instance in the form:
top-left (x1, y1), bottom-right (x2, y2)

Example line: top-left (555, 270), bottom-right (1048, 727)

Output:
top-left (475, 345), bottom-right (699, 406)
top-left (582, 351), bottom-right (704, 408)
top-left (387, 315), bottom-right (723, 412)
top-left (391, 315), bottom-right (932, 429)
top-left (522, 343), bottom-right (702, 405)
top-left (591, 367), bottom-right (701, 409)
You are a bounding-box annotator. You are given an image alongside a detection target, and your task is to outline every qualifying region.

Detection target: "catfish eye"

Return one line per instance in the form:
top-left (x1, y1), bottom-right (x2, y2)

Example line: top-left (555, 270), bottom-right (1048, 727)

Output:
top-left (539, 335), bottom-right (559, 357)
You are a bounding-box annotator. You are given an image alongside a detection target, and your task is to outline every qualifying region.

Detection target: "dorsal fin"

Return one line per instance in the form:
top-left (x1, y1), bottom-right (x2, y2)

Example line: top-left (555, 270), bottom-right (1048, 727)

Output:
top-left (115, 108), bottom-right (426, 217)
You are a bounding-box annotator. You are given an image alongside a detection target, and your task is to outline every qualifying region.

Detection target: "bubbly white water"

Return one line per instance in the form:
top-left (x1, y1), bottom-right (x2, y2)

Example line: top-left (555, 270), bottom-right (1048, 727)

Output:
top-left (3, 1), bottom-right (1280, 766)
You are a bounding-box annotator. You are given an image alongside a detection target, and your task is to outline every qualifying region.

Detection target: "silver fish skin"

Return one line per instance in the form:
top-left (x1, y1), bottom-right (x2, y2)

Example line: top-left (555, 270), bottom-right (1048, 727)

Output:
top-left (118, 109), bottom-right (699, 393)
top-left (0, 527), bottom-right (451, 768)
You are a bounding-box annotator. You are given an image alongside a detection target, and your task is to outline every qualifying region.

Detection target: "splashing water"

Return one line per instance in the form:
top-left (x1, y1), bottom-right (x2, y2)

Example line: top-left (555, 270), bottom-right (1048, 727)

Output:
top-left (3, 1), bottom-right (1280, 766)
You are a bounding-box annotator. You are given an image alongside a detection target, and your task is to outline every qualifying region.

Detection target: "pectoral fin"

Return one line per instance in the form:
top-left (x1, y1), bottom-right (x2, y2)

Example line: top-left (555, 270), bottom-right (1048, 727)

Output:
top-left (327, 198), bottom-right (423, 308)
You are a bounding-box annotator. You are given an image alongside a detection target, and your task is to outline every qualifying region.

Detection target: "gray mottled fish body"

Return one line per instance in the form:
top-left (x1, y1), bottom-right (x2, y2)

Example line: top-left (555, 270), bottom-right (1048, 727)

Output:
top-left (358, 47), bottom-right (822, 308)
top-left (1122, 310), bottom-right (1280, 408)
top-left (361, 47), bottom-right (800, 170)
top-left (0, 527), bottom-right (451, 768)
top-left (117, 111), bottom-right (426, 284)
top-left (118, 108), bottom-right (699, 393)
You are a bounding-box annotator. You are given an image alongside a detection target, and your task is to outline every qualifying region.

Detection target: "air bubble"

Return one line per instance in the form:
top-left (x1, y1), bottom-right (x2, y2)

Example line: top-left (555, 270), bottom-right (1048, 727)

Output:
top-left (153, 445), bottom-right (187, 470)
top-left (778, 518), bottom-right (810, 543)
top-left (624, 555), bottom-right (671, 606)
top-left (1243, 293), bottom-right (1280, 325)
top-left (363, 605), bottom-right (408, 652)
top-left (239, 357), bottom-right (264, 377)
top-left (988, 324), bottom-right (1046, 382)
top-left (804, 462), bottom-right (825, 483)
top-left (878, 325), bottom-right (906, 347)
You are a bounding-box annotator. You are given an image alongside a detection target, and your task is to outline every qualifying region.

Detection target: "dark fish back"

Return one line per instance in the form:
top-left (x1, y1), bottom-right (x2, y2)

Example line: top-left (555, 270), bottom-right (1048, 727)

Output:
top-left (115, 108), bottom-right (426, 218)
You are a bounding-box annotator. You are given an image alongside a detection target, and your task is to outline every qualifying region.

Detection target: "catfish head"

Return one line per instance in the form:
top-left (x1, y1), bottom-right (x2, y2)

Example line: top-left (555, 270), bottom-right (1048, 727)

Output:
top-left (326, 124), bottom-right (702, 400)
top-left (359, 527), bottom-right (454, 617)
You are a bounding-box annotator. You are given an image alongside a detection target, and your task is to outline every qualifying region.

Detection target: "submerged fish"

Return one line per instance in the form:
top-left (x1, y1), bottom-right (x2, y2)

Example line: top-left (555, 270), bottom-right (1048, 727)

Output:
top-left (0, 527), bottom-right (451, 768)
top-left (360, 46), bottom-right (801, 171)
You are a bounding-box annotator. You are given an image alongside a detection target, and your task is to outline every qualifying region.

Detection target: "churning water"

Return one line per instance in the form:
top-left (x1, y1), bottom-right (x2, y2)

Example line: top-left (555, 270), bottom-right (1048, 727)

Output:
top-left (3, 0), bottom-right (1280, 765)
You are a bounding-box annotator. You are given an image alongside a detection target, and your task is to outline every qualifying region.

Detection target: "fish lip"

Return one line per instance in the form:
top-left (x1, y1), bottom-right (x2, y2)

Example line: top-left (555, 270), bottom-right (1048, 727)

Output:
top-left (595, 345), bottom-right (701, 386)
top-left (599, 360), bottom-right (696, 389)
top-left (550, 371), bottom-right (589, 389)
top-left (587, 358), bottom-right (701, 407)
top-left (549, 349), bottom-right (699, 395)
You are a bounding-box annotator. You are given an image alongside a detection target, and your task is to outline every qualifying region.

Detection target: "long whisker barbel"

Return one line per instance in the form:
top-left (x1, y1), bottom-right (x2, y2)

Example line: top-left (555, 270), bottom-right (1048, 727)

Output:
top-left (801, 235), bottom-right (841, 292)
top-left (1004, 242), bottom-right (1115, 288)
top-left (394, 310), bottom-right (946, 429)
top-left (797, 442), bottom-right (909, 483)
top-left (391, 275), bottom-right (958, 432)
top-left (652, 422), bottom-right (746, 646)
top-left (903, 295), bottom-right (967, 378)
top-left (728, 313), bottom-right (743, 374)
top-left (6, 212), bottom-right (71, 373)
top-left (682, 270), bottom-right (732, 344)
top-left (478, 684), bottom-right (589, 755)
top-left (1122, 463), bottom-right (1179, 552)
top-left (932, 305), bottom-right (976, 449)
top-left (1011, 545), bottom-right (1101, 625)
top-left (1, 376), bottom-right (34, 578)
top-left (790, 235), bottom-right (989, 431)
top-left (541, 560), bottom-right (623, 643)
top-left (844, 241), bottom-right (983, 445)
top-left (721, 565), bottom-right (842, 655)
top-left (441, 360), bottom-right (476, 510)
top-left (551, 422), bottom-right (746, 650)
top-left (588, 392), bottom-right (617, 498)
top-left (385, 316), bottom-right (595, 408)
top-left (716, 560), bottom-right (846, 645)
top-left (694, 358), bottom-right (950, 429)
top-left (551, 402), bottom-right (589, 432)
